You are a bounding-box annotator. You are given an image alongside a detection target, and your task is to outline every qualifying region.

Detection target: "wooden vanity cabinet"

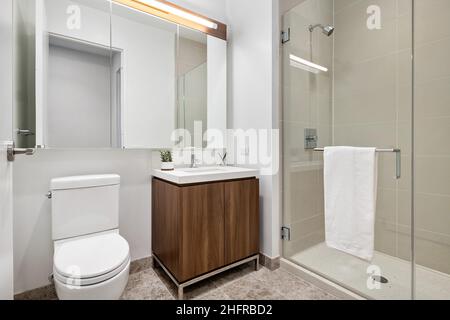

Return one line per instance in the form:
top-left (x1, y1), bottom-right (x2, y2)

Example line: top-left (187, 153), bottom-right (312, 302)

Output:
top-left (152, 177), bottom-right (259, 283)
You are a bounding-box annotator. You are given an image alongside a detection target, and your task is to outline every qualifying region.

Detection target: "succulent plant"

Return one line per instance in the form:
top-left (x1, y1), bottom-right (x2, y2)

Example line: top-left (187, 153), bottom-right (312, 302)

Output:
top-left (160, 150), bottom-right (173, 163)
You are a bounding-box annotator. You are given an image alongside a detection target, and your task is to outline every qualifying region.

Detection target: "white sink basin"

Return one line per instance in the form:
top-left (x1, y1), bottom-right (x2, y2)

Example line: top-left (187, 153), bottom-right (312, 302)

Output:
top-left (179, 167), bottom-right (226, 173)
top-left (152, 166), bottom-right (259, 185)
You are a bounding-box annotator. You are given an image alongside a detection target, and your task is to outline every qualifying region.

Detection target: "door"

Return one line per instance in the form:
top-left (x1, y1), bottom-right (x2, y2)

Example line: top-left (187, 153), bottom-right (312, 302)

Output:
top-left (0, 0), bottom-right (14, 300)
top-left (180, 182), bottom-right (225, 282)
top-left (224, 179), bottom-right (259, 264)
top-left (152, 178), bottom-right (181, 279)
top-left (281, 0), bottom-right (414, 299)
top-left (413, 0), bottom-right (450, 300)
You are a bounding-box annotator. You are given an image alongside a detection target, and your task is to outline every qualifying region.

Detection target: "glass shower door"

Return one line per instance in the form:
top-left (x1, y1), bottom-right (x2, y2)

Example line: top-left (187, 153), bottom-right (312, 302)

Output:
top-left (413, 0), bottom-right (450, 300)
top-left (282, 0), bottom-right (414, 300)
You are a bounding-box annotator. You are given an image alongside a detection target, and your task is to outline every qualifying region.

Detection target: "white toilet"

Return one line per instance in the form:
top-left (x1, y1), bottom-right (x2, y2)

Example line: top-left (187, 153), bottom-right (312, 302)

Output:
top-left (50, 174), bottom-right (130, 300)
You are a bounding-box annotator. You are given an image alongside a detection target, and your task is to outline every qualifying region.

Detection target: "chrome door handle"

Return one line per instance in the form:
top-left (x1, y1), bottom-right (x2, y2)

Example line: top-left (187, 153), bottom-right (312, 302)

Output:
top-left (7, 142), bottom-right (35, 162)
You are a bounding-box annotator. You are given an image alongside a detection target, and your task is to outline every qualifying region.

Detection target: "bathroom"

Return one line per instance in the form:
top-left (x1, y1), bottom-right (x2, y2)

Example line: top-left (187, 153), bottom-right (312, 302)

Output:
top-left (0, 0), bottom-right (449, 306)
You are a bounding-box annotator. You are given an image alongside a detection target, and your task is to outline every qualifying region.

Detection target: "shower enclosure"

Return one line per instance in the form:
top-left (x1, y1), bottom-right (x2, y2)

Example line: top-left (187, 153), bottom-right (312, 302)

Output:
top-left (282, 0), bottom-right (450, 300)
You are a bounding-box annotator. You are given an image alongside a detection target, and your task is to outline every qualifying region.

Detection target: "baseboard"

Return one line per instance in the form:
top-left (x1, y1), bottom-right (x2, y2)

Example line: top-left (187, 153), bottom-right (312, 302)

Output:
top-left (14, 256), bottom-right (153, 300)
top-left (259, 253), bottom-right (280, 271)
top-left (280, 258), bottom-right (365, 300)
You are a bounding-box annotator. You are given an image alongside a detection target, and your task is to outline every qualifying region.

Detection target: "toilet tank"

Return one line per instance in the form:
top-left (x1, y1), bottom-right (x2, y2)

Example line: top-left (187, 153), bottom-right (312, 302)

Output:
top-left (51, 174), bottom-right (120, 241)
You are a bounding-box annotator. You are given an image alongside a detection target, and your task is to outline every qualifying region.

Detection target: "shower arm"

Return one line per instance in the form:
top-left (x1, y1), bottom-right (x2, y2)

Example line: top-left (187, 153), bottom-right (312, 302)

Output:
top-left (309, 24), bottom-right (323, 32)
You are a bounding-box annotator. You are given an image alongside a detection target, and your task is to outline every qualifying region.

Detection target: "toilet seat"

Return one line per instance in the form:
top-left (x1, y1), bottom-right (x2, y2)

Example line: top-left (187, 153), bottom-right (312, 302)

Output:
top-left (54, 254), bottom-right (130, 286)
top-left (54, 232), bottom-right (130, 287)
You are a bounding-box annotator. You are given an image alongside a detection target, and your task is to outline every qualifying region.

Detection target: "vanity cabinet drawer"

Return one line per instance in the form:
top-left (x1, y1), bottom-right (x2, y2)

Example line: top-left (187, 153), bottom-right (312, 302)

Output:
top-left (152, 177), bottom-right (259, 283)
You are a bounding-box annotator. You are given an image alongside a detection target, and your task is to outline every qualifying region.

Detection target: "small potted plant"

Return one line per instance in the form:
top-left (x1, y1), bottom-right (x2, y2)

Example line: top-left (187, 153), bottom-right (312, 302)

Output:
top-left (160, 150), bottom-right (174, 171)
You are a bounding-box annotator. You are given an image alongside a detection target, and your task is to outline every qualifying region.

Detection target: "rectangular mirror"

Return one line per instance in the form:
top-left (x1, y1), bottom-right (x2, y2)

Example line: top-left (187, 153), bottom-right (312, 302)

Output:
top-left (13, 0), bottom-right (114, 148)
top-left (111, 1), bottom-right (177, 149)
top-left (177, 27), bottom-right (207, 148)
top-left (13, 0), bottom-right (227, 150)
top-left (177, 26), bottom-right (227, 149)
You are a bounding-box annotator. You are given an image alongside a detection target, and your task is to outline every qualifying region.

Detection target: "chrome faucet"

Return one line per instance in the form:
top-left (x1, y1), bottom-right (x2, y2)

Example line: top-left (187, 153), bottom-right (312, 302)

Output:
top-left (190, 153), bottom-right (199, 168)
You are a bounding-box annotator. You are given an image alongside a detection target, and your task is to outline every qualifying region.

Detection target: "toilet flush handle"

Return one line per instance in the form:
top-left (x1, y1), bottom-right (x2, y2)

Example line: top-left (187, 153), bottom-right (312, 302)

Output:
top-left (46, 191), bottom-right (52, 199)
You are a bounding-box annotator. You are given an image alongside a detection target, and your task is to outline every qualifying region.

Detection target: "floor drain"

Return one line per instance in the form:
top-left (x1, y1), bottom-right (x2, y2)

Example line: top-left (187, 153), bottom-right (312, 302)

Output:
top-left (372, 276), bottom-right (389, 284)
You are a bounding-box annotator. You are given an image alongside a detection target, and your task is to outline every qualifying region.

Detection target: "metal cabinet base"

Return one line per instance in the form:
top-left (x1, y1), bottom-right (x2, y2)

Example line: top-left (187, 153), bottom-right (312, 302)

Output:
top-left (153, 254), bottom-right (260, 300)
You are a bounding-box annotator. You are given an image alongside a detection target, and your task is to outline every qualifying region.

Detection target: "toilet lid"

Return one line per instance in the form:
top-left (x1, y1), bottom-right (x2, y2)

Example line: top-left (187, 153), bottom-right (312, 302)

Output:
top-left (54, 233), bottom-right (130, 279)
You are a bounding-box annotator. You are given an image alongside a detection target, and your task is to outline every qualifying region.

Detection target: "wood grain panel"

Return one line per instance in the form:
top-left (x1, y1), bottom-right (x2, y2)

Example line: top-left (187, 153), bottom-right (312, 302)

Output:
top-left (152, 177), bottom-right (259, 283)
top-left (224, 179), bottom-right (260, 264)
top-left (179, 182), bottom-right (225, 282)
top-left (152, 178), bottom-right (181, 278)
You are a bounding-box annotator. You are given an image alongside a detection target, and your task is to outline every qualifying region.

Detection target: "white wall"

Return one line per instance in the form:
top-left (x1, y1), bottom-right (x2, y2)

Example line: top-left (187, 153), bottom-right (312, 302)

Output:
top-left (0, 0), bottom-right (14, 300)
top-left (0, 147), bottom-right (13, 299)
top-left (47, 45), bottom-right (111, 148)
top-left (45, 0), bottom-right (110, 47)
top-left (112, 11), bottom-right (176, 149)
top-left (207, 36), bottom-right (227, 149)
top-left (35, 0), bottom-right (48, 148)
top-left (226, 0), bottom-right (281, 259)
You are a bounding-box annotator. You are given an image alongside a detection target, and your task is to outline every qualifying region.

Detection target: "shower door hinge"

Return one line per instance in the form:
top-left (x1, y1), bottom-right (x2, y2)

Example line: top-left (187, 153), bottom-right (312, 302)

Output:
top-left (281, 28), bottom-right (290, 44)
top-left (281, 227), bottom-right (291, 241)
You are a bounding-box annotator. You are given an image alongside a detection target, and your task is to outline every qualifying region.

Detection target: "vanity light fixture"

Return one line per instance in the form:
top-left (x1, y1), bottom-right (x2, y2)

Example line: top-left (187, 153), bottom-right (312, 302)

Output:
top-left (289, 54), bottom-right (328, 74)
top-left (137, 0), bottom-right (218, 29)
top-left (113, 0), bottom-right (227, 39)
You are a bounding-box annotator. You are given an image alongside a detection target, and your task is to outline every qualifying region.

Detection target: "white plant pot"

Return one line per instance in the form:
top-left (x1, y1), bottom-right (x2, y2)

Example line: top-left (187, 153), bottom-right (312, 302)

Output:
top-left (161, 162), bottom-right (174, 171)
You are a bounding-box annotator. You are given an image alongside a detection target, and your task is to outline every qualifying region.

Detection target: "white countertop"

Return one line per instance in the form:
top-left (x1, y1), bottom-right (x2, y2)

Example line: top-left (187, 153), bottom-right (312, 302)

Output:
top-left (152, 166), bottom-right (259, 185)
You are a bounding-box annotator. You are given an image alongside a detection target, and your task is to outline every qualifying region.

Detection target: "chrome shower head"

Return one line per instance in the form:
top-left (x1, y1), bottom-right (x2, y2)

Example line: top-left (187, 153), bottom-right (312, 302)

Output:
top-left (322, 25), bottom-right (335, 36)
top-left (309, 24), bottom-right (335, 36)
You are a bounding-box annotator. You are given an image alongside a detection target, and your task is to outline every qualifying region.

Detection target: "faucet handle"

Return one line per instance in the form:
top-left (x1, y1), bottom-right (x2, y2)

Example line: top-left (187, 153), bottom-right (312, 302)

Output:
top-left (190, 152), bottom-right (201, 168)
top-left (219, 152), bottom-right (227, 166)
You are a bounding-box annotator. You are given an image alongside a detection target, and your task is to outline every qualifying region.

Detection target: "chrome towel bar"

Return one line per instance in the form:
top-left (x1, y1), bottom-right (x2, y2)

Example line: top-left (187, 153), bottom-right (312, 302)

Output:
top-left (314, 147), bottom-right (402, 180)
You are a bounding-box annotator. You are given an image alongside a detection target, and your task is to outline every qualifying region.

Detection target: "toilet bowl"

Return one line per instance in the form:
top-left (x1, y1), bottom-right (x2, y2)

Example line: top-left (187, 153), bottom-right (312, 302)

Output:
top-left (50, 174), bottom-right (130, 300)
top-left (53, 230), bottom-right (130, 300)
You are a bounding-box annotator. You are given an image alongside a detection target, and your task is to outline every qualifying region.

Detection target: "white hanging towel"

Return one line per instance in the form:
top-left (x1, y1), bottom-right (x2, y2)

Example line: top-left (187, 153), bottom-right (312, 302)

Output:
top-left (324, 147), bottom-right (378, 261)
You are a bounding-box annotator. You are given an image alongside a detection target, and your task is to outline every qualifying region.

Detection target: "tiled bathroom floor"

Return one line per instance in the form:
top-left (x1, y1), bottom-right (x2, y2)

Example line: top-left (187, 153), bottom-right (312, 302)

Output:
top-left (121, 262), bottom-right (338, 300)
top-left (15, 262), bottom-right (338, 300)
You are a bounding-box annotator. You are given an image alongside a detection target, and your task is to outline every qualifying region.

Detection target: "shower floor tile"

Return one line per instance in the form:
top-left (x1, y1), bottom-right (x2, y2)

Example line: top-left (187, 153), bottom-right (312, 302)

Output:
top-left (289, 242), bottom-right (450, 300)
